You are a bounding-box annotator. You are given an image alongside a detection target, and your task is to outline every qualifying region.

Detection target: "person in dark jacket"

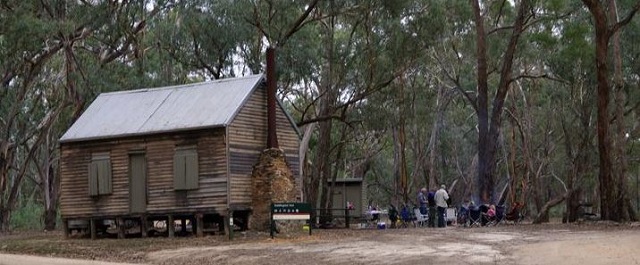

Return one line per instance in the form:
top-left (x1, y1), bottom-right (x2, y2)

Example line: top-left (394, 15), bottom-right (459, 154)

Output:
top-left (427, 188), bottom-right (437, 227)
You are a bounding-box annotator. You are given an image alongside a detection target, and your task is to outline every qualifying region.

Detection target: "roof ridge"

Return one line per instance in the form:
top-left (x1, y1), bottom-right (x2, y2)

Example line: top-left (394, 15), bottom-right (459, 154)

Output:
top-left (101, 74), bottom-right (265, 96)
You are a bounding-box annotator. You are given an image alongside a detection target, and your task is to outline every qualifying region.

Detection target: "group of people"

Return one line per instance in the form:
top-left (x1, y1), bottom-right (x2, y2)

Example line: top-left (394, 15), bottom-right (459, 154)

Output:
top-left (457, 200), bottom-right (507, 226)
top-left (366, 185), bottom-right (525, 229)
top-left (417, 185), bottom-right (449, 228)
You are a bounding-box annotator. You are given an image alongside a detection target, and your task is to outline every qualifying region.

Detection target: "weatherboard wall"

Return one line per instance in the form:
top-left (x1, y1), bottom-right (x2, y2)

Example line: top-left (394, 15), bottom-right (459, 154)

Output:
top-left (228, 86), bottom-right (302, 207)
top-left (59, 129), bottom-right (228, 219)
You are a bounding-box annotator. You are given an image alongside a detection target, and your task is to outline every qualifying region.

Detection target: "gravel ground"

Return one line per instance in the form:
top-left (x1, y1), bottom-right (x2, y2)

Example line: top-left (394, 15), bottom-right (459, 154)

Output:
top-left (2, 221), bottom-right (640, 265)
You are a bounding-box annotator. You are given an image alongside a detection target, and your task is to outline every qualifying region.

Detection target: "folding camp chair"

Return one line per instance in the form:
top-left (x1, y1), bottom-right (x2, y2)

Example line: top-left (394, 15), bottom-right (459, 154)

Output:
top-left (505, 202), bottom-right (524, 224)
top-left (413, 207), bottom-right (428, 227)
top-left (468, 205), bottom-right (482, 227)
top-left (483, 212), bottom-right (496, 226)
top-left (446, 207), bottom-right (457, 226)
top-left (457, 205), bottom-right (470, 227)
top-left (398, 204), bottom-right (413, 228)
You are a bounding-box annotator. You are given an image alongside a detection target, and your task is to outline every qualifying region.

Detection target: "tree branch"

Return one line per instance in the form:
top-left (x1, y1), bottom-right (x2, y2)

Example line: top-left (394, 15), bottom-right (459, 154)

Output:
top-left (99, 4), bottom-right (166, 65)
top-left (509, 74), bottom-right (569, 85)
top-left (279, 0), bottom-right (320, 47)
top-left (487, 26), bottom-right (514, 35)
top-left (608, 1), bottom-right (640, 37)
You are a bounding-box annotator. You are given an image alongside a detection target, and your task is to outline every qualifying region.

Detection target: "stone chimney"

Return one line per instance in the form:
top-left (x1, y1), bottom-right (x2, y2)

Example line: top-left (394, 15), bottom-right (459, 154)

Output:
top-left (250, 149), bottom-right (296, 231)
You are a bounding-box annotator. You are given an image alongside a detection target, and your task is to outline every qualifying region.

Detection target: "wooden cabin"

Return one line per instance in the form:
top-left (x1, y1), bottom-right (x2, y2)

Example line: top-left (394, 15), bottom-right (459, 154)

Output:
top-left (59, 75), bottom-right (301, 238)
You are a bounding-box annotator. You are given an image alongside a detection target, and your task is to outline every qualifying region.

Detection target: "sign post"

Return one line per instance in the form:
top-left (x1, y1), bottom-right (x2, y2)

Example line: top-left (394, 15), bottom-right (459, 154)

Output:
top-left (270, 202), bottom-right (312, 238)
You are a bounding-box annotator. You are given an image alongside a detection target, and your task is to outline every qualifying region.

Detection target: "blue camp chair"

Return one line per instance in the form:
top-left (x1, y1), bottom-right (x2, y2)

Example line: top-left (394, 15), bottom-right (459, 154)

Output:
top-left (399, 204), bottom-right (413, 228)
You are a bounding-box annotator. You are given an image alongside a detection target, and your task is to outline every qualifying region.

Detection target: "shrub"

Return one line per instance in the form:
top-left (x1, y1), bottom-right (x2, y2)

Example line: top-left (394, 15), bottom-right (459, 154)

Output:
top-left (10, 200), bottom-right (44, 231)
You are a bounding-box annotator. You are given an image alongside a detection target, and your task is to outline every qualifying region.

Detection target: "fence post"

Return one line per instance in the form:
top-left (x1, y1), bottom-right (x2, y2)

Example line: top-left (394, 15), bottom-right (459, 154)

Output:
top-left (168, 215), bottom-right (174, 238)
top-left (225, 209), bottom-right (234, 241)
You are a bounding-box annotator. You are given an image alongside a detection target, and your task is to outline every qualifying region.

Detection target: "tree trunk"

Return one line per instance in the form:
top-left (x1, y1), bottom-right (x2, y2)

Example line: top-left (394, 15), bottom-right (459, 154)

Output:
top-left (471, 0), bottom-right (490, 204)
top-left (392, 124), bottom-right (408, 203)
top-left (0, 141), bottom-right (14, 232)
top-left (315, 9), bottom-right (335, 222)
top-left (0, 208), bottom-right (10, 233)
top-left (609, 0), bottom-right (634, 222)
top-left (398, 115), bottom-right (409, 203)
top-left (393, 75), bottom-right (409, 203)
top-left (44, 208), bottom-right (57, 231)
top-left (471, 0), bottom-right (529, 205)
top-left (316, 118), bottom-right (333, 221)
top-left (42, 163), bottom-right (59, 231)
top-left (582, 0), bottom-right (631, 222)
top-left (426, 85), bottom-right (449, 190)
top-left (300, 124), bottom-right (316, 202)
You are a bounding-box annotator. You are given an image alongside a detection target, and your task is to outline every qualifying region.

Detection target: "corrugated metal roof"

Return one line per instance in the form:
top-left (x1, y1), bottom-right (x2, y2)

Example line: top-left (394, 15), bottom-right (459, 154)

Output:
top-left (60, 75), bottom-right (265, 143)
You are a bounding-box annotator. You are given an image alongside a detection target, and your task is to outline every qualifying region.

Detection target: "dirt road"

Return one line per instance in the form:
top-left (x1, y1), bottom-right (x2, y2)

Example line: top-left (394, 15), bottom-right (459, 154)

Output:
top-left (144, 224), bottom-right (640, 265)
top-left (512, 230), bottom-right (640, 264)
top-left (0, 253), bottom-right (140, 265)
top-left (2, 223), bottom-right (639, 265)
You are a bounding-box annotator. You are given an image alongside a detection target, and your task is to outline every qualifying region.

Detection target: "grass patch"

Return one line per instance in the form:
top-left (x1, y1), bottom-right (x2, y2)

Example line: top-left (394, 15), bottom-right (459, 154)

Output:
top-left (10, 200), bottom-right (43, 231)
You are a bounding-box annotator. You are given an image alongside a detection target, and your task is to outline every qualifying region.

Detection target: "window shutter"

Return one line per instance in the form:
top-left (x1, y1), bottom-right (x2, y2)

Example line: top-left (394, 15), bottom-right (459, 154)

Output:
top-left (98, 159), bottom-right (112, 195)
top-left (88, 162), bottom-right (99, 196)
top-left (89, 153), bottom-right (112, 196)
top-left (173, 153), bottom-right (186, 190)
top-left (185, 151), bottom-right (199, 190)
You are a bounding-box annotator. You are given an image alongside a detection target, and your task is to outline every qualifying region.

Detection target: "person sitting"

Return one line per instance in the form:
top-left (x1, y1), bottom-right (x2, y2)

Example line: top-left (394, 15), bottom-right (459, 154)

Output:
top-left (483, 204), bottom-right (497, 225)
top-left (458, 199), bottom-right (471, 226)
top-left (487, 205), bottom-right (496, 217)
top-left (399, 204), bottom-right (412, 228)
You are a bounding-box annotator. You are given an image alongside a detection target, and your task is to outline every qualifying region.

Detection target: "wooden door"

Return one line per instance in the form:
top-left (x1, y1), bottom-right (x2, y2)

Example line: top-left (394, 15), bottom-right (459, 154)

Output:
top-left (129, 153), bottom-right (147, 213)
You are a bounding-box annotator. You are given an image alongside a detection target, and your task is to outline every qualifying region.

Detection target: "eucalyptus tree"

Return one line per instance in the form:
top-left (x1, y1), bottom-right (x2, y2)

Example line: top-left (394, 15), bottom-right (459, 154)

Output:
top-left (0, 1), bottom-right (90, 231)
top-left (0, 0), bottom-right (171, 231)
top-left (426, 0), bottom-right (534, 205)
top-left (468, 0), bottom-right (536, 205)
top-left (581, 0), bottom-right (640, 221)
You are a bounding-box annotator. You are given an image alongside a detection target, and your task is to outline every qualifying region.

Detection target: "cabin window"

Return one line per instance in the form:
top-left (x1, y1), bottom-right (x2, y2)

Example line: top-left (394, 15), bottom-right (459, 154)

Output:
top-left (89, 153), bottom-right (112, 196)
top-left (173, 147), bottom-right (199, 190)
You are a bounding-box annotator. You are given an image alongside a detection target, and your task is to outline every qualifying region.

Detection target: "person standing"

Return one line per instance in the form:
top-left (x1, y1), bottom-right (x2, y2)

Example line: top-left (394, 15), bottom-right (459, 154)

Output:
top-left (427, 188), bottom-right (437, 227)
top-left (417, 188), bottom-right (428, 215)
top-left (434, 184), bottom-right (449, 228)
